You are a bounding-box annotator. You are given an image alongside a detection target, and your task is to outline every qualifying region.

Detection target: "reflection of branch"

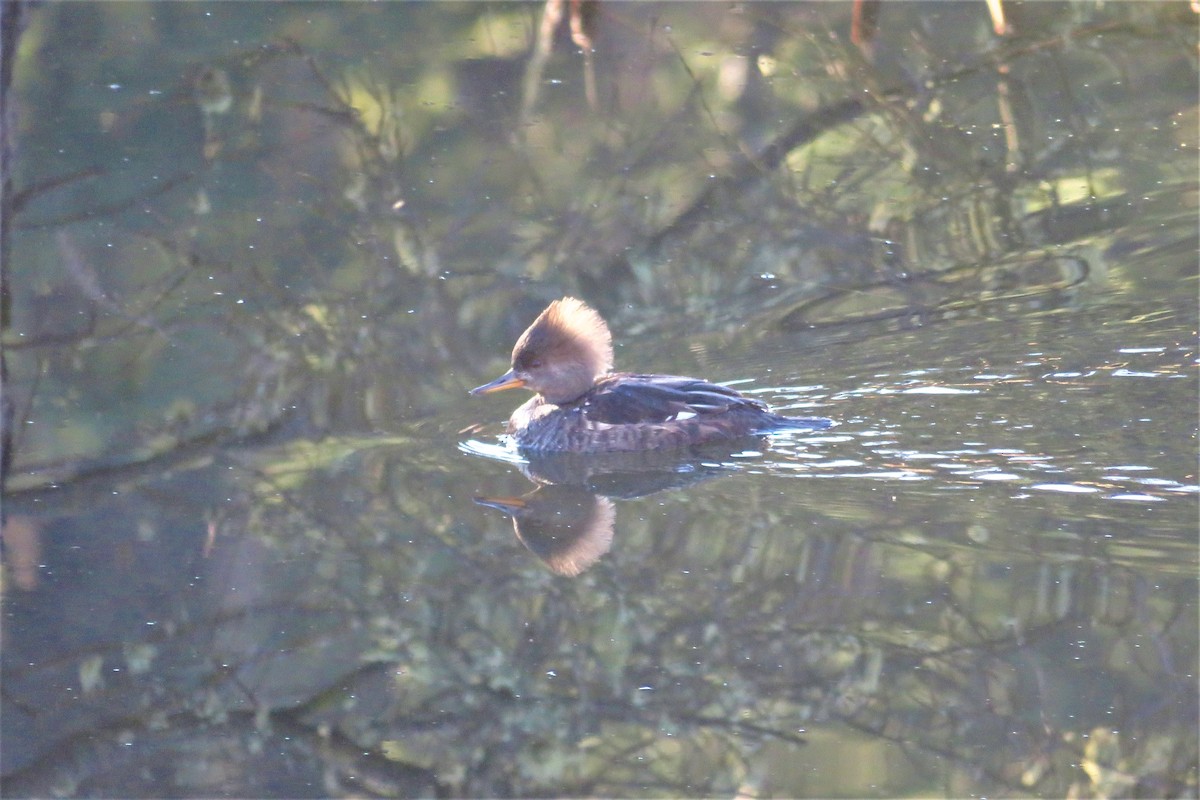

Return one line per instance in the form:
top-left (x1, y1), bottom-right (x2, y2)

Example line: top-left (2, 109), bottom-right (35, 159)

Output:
top-left (0, 700), bottom-right (442, 798)
top-left (680, 712), bottom-right (809, 747)
top-left (633, 95), bottom-right (867, 265)
top-left (0, 598), bottom-right (345, 686)
top-left (10, 167), bottom-right (104, 214)
top-left (2, 228), bottom-right (203, 352)
top-left (624, 18), bottom-right (1139, 272)
top-left (3, 413), bottom-right (289, 501)
top-left (839, 715), bottom-right (1026, 792)
top-left (521, 0), bottom-right (600, 125)
top-left (273, 708), bottom-right (444, 796)
top-left (0, 710), bottom-right (155, 796)
top-left (1, 0), bottom-right (31, 489)
top-left (14, 171), bottom-right (196, 231)
top-left (5, 354), bottom-right (44, 472)
top-left (521, 0), bottom-right (567, 124)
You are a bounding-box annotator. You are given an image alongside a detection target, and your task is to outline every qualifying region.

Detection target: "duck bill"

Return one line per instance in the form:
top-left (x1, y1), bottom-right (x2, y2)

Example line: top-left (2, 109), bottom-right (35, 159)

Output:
top-left (471, 369), bottom-right (526, 395)
top-left (474, 495), bottom-right (527, 515)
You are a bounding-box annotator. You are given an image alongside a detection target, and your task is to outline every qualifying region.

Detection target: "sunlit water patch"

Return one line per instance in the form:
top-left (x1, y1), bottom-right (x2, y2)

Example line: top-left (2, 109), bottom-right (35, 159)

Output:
top-left (749, 335), bottom-right (1198, 504)
top-left (458, 437), bottom-right (527, 465)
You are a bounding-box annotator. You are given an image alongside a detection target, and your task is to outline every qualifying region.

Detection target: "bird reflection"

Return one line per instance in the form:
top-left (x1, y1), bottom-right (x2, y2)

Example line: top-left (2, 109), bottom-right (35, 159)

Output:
top-left (476, 487), bottom-right (614, 577)
top-left (473, 440), bottom-right (766, 575)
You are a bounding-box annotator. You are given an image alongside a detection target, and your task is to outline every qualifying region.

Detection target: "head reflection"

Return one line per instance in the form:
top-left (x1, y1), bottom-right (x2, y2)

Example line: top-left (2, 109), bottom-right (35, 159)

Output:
top-left (476, 486), bottom-right (615, 577)
top-left (471, 443), bottom-right (764, 575)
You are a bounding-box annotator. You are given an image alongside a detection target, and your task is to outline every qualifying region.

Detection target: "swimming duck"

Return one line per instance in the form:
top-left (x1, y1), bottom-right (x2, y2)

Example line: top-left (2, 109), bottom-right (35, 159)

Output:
top-left (471, 297), bottom-right (832, 452)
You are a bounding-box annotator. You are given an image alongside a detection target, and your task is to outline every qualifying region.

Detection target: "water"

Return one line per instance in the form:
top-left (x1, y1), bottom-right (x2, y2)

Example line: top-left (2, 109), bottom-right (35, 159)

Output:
top-left (2, 3), bottom-right (1196, 797)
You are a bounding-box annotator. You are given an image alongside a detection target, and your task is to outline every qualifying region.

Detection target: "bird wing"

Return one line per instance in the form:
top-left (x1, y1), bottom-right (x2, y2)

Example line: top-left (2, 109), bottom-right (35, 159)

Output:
top-left (581, 373), bottom-right (767, 425)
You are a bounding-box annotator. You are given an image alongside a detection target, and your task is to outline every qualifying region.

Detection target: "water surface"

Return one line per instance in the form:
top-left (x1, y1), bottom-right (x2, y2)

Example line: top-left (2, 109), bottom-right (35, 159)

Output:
top-left (2, 2), bottom-right (1196, 797)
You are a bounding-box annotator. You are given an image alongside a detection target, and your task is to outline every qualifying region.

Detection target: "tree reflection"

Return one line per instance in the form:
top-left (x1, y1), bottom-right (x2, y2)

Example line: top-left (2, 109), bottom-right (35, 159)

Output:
top-left (6, 433), bottom-right (1195, 795)
top-left (3, 2), bottom-right (1196, 797)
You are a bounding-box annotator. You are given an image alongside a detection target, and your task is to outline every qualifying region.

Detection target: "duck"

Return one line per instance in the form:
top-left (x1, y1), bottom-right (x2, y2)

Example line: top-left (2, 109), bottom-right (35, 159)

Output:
top-left (470, 297), bottom-right (833, 452)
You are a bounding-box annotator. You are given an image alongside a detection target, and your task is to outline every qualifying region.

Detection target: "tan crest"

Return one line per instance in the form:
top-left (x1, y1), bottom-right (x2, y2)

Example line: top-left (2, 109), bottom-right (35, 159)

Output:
top-left (514, 296), bottom-right (614, 377)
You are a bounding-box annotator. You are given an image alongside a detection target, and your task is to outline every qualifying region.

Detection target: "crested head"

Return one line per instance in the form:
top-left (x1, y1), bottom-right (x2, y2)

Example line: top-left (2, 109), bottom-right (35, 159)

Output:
top-left (515, 297), bottom-right (613, 372)
top-left (510, 297), bottom-right (614, 403)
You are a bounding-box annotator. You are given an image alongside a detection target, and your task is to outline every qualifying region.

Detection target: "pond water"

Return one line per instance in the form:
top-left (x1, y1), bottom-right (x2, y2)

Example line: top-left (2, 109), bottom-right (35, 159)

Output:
top-left (2, 3), bottom-right (1196, 797)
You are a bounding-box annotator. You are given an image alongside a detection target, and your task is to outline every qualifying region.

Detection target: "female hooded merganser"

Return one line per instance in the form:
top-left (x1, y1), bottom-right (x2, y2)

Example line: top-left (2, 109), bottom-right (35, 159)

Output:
top-left (470, 297), bottom-right (833, 452)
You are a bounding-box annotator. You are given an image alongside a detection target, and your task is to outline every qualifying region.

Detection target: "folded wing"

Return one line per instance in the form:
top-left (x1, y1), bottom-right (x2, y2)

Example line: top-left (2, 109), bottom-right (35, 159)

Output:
top-left (582, 373), bottom-right (767, 425)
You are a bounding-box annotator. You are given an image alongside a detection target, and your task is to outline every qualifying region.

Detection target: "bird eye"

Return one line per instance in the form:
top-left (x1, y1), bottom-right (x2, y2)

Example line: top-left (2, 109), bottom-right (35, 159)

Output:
top-left (527, 358), bottom-right (542, 369)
